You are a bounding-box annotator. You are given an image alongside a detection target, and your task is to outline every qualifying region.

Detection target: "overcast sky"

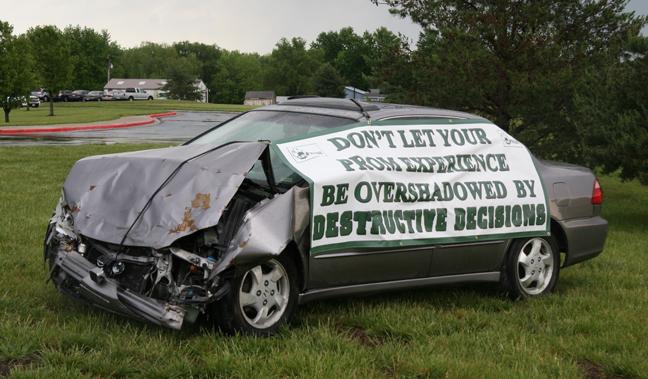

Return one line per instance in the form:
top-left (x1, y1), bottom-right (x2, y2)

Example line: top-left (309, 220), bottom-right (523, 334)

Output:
top-left (3, 0), bottom-right (647, 54)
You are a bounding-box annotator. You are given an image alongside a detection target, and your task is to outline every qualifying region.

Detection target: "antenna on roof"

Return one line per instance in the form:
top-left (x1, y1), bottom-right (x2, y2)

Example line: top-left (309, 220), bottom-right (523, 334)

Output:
top-left (349, 99), bottom-right (371, 124)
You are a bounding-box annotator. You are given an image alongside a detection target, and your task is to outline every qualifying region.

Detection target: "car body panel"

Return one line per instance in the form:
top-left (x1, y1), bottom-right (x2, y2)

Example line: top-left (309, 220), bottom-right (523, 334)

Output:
top-left (62, 142), bottom-right (267, 248)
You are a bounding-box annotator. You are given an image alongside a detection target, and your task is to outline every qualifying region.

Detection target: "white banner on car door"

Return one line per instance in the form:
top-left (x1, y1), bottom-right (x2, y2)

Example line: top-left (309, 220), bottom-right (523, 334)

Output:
top-left (274, 120), bottom-right (549, 254)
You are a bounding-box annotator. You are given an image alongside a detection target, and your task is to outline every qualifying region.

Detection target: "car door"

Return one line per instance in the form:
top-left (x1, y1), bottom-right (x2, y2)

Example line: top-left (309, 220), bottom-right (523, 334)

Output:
top-left (307, 245), bottom-right (434, 289)
top-left (428, 240), bottom-right (509, 277)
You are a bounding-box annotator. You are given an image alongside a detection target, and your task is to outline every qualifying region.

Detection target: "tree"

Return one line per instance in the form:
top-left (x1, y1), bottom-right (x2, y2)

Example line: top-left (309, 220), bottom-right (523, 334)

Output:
top-left (364, 27), bottom-right (412, 101)
top-left (0, 21), bottom-right (36, 123)
top-left (64, 26), bottom-right (120, 90)
top-left (26, 25), bottom-right (72, 116)
top-left (163, 62), bottom-right (201, 101)
top-left (264, 38), bottom-right (321, 96)
top-left (313, 63), bottom-right (344, 97)
top-left (211, 51), bottom-right (264, 104)
top-left (174, 42), bottom-right (221, 102)
top-left (572, 36), bottom-right (648, 184)
top-left (372, 0), bottom-right (645, 163)
top-left (114, 42), bottom-right (199, 79)
top-left (312, 27), bottom-right (374, 89)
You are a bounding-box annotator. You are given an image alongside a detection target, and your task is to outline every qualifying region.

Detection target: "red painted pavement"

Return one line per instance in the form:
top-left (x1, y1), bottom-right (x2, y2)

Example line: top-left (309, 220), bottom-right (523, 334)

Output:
top-left (0, 112), bottom-right (177, 135)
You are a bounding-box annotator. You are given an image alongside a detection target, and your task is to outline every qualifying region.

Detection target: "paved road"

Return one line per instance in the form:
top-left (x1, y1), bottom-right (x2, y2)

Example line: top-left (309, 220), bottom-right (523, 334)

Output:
top-left (0, 111), bottom-right (238, 147)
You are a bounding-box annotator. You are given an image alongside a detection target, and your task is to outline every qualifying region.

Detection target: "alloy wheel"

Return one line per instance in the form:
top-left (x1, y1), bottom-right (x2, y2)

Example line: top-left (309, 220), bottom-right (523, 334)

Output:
top-left (516, 238), bottom-right (555, 295)
top-left (238, 259), bottom-right (290, 329)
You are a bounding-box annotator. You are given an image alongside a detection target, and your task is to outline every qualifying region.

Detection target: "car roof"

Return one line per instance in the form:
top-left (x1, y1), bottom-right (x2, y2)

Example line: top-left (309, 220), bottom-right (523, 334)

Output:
top-left (259, 97), bottom-right (488, 122)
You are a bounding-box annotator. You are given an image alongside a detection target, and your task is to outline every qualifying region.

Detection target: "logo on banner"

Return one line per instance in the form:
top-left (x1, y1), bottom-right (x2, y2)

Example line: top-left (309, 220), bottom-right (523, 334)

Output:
top-left (289, 144), bottom-right (325, 162)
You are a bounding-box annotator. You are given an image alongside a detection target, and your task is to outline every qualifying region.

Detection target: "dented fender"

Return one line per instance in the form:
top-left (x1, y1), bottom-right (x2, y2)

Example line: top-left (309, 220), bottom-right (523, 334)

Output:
top-left (211, 186), bottom-right (311, 280)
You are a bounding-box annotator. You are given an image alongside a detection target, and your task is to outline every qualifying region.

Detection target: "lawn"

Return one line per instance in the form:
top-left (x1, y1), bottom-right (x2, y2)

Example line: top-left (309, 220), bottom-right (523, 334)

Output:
top-left (0, 144), bottom-right (647, 378)
top-left (0, 101), bottom-right (255, 127)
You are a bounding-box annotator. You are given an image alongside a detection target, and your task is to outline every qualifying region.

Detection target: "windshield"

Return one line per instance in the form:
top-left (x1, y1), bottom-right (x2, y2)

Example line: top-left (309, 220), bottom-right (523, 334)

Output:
top-left (189, 110), bottom-right (354, 145)
top-left (190, 110), bottom-right (356, 188)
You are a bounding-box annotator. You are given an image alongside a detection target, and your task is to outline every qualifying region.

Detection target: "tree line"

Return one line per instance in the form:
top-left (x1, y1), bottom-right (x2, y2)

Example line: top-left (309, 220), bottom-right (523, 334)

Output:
top-left (1, 0), bottom-right (647, 183)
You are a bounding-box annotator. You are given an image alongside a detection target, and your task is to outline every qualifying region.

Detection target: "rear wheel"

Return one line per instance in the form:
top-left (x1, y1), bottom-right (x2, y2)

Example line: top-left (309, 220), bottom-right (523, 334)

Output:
top-left (503, 236), bottom-right (560, 299)
top-left (214, 255), bottom-right (298, 336)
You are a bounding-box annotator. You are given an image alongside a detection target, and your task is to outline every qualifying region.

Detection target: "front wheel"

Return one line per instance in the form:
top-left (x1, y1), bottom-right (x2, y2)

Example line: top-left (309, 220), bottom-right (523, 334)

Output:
top-left (213, 255), bottom-right (298, 336)
top-left (503, 236), bottom-right (560, 299)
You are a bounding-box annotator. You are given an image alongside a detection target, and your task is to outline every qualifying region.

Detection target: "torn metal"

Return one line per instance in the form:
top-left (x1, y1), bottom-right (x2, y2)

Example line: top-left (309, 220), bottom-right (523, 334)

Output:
top-left (45, 142), bottom-right (310, 329)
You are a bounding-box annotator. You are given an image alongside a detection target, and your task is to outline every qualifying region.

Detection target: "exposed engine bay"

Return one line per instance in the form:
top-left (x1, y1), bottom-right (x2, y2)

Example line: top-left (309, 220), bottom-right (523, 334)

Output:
top-left (44, 142), bottom-right (309, 329)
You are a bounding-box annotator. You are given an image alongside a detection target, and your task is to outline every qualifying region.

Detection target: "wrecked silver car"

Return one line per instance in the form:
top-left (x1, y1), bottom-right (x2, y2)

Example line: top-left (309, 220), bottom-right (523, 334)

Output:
top-left (45, 98), bottom-right (608, 335)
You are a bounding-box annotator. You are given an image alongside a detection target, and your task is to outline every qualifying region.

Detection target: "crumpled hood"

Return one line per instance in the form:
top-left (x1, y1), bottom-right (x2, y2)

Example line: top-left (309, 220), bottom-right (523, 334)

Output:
top-left (62, 142), bottom-right (267, 248)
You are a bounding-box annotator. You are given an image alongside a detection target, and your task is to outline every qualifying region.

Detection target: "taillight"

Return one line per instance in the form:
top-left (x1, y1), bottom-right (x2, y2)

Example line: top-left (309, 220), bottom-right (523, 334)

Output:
top-left (592, 179), bottom-right (603, 205)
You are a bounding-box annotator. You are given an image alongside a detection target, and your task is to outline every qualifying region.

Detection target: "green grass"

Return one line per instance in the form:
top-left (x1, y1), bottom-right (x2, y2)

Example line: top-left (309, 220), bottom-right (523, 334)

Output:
top-left (1, 101), bottom-right (255, 127)
top-left (1, 144), bottom-right (647, 378)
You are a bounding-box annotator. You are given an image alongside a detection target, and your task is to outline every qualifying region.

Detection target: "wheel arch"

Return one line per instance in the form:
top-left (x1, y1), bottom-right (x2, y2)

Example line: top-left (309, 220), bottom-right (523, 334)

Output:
top-left (281, 241), bottom-right (308, 292)
top-left (550, 218), bottom-right (568, 265)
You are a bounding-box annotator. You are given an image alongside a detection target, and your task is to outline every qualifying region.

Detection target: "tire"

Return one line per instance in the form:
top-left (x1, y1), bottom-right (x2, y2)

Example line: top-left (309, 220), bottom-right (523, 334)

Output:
top-left (213, 254), bottom-right (299, 336)
top-left (502, 236), bottom-right (560, 299)
top-left (128, 97), bottom-right (134, 101)
top-left (147, 96), bottom-right (153, 101)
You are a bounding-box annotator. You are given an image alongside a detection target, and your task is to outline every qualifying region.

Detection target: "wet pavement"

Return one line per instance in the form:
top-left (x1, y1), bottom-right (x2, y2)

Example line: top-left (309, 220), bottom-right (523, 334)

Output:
top-left (0, 111), bottom-right (239, 147)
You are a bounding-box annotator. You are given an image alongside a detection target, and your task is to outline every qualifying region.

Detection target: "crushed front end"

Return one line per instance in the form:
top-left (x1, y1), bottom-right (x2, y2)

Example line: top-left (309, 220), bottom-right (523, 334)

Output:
top-left (44, 194), bottom-right (256, 329)
top-left (43, 141), bottom-right (298, 330)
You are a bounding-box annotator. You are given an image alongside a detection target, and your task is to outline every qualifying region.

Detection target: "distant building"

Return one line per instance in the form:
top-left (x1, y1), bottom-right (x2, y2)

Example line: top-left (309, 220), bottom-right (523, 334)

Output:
top-left (104, 78), bottom-right (209, 102)
top-left (344, 86), bottom-right (367, 100)
top-left (343, 86), bottom-right (387, 102)
top-left (365, 89), bottom-right (387, 103)
top-left (244, 91), bottom-right (276, 106)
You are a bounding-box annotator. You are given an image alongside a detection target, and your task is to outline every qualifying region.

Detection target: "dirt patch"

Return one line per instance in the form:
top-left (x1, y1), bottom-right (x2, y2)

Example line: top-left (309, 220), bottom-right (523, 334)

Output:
top-left (336, 324), bottom-right (386, 348)
top-left (578, 360), bottom-right (620, 379)
top-left (0, 355), bottom-right (37, 377)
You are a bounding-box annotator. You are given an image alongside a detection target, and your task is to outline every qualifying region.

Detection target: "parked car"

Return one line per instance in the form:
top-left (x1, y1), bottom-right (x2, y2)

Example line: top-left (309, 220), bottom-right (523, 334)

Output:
top-left (31, 89), bottom-right (50, 102)
top-left (21, 95), bottom-right (40, 108)
top-left (45, 98), bottom-right (608, 336)
top-left (71, 90), bottom-right (89, 101)
top-left (111, 87), bottom-right (154, 101)
top-left (54, 90), bottom-right (88, 102)
top-left (83, 91), bottom-right (105, 102)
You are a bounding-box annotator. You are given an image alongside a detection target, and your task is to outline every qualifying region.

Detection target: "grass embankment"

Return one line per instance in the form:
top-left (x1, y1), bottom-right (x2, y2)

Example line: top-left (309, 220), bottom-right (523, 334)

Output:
top-left (1, 101), bottom-right (254, 127)
top-left (1, 145), bottom-right (647, 378)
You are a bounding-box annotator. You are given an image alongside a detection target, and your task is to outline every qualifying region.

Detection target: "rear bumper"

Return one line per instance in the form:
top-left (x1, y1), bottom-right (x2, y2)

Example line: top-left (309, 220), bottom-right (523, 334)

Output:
top-left (49, 247), bottom-right (186, 329)
top-left (558, 216), bottom-right (608, 266)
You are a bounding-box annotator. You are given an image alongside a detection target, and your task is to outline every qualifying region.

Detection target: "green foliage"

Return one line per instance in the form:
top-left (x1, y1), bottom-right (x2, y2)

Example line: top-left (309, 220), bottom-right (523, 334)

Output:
top-left (264, 38), bottom-right (321, 96)
top-left (163, 62), bottom-right (202, 101)
top-left (313, 27), bottom-right (373, 90)
top-left (211, 50), bottom-right (264, 103)
top-left (572, 36), bottom-right (648, 184)
top-left (26, 25), bottom-right (73, 116)
top-left (372, 0), bottom-right (647, 174)
top-left (174, 41), bottom-right (221, 98)
top-left (313, 63), bottom-right (344, 97)
top-left (0, 21), bottom-right (36, 123)
top-left (114, 42), bottom-right (199, 80)
top-left (63, 26), bottom-right (120, 90)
